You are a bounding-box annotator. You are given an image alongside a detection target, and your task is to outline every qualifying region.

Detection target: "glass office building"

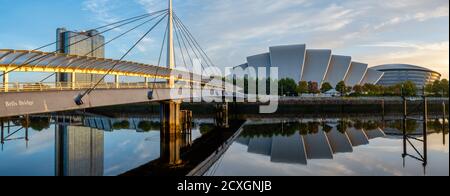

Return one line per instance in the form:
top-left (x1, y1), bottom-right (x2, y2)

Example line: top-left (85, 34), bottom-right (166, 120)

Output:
top-left (56, 28), bottom-right (105, 83)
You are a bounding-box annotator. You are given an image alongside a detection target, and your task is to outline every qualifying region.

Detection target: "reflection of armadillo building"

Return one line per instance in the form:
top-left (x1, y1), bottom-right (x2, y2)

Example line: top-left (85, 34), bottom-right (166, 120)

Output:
top-left (55, 125), bottom-right (104, 176)
top-left (234, 44), bottom-right (384, 86)
top-left (237, 123), bottom-right (385, 165)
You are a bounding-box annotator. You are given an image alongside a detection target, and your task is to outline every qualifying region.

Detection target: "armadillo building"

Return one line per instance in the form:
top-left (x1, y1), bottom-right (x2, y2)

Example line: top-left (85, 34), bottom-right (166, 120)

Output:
top-left (235, 44), bottom-right (384, 87)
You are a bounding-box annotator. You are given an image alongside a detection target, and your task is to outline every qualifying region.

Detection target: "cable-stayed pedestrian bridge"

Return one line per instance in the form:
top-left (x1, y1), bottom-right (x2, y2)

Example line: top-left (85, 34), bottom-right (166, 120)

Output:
top-left (0, 0), bottom-right (243, 131)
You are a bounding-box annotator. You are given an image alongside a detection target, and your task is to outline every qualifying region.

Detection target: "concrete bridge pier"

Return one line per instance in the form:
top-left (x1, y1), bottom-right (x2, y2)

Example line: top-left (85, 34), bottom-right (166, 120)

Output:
top-left (160, 101), bottom-right (181, 135)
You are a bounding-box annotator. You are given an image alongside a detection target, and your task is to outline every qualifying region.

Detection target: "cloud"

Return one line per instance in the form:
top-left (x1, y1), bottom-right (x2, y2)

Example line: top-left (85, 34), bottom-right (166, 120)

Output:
top-left (80, 0), bottom-right (449, 79)
top-left (82, 0), bottom-right (120, 24)
top-left (136, 0), bottom-right (165, 13)
top-left (136, 37), bottom-right (154, 52)
top-left (361, 41), bottom-right (449, 79)
top-left (374, 5), bottom-right (449, 30)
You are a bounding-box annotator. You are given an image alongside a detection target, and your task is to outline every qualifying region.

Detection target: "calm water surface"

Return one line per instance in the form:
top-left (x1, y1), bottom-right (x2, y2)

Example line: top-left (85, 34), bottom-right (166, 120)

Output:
top-left (1, 115), bottom-right (448, 176)
top-left (205, 118), bottom-right (449, 176)
top-left (0, 116), bottom-right (212, 176)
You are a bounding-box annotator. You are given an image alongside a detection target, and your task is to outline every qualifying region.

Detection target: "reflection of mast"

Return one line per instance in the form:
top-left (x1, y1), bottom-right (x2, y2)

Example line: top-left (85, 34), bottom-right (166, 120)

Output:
top-left (55, 124), bottom-right (104, 176)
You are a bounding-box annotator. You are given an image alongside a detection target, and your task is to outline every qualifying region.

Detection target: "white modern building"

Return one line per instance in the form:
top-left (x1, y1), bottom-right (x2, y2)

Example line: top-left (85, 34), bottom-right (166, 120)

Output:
top-left (234, 44), bottom-right (384, 87)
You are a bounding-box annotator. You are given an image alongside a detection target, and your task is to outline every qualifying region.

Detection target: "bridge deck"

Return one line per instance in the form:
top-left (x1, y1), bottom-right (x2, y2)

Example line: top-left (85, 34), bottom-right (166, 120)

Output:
top-left (0, 88), bottom-right (189, 118)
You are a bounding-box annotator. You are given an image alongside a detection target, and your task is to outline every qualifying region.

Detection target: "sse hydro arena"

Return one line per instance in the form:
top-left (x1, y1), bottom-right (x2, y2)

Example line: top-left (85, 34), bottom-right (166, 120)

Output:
top-left (371, 64), bottom-right (441, 88)
top-left (234, 44), bottom-right (384, 87)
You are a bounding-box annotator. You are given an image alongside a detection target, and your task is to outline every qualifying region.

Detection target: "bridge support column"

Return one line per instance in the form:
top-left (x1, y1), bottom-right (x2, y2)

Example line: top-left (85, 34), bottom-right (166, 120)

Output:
top-left (160, 101), bottom-right (181, 134)
top-left (115, 75), bottom-right (120, 89)
top-left (215, 103), bottom-right (229, 128)
top-left (70, 72), bottom-right (76, 90)
top-left (2, 71), bottom-right (8, 92)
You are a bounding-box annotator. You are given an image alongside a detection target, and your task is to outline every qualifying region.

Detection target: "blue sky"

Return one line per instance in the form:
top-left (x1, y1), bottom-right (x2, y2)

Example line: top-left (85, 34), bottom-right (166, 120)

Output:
top-left (0, 0), bottom-right (448, 82)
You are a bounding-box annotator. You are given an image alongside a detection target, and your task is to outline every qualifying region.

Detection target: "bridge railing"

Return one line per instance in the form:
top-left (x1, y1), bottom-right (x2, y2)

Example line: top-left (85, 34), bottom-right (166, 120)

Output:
top-left (0, 82), bottom-right (172, 92)
top-left (0, 81), bottom-right (227, 93)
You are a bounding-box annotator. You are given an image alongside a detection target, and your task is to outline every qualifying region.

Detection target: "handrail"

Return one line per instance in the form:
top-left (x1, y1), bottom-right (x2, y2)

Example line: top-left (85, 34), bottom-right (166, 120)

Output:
top-left (0, 82), bottom-right (225, 93)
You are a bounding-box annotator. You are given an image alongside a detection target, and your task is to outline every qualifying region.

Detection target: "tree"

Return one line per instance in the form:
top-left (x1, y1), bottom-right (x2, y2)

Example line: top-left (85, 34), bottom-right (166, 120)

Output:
top-left (427, 79), bottom-right (450, 97)
top-left (336, 81), bottom-right (347, 96)
top-left (363, 83), bottom-right (383, 96)
top-left (353, 85), bottom-right (364, 96)
top-left (298, 81), bottom-right (309, 95)
top-left (431, 80), bottom-right (442, 96)
top-left (401, 81), bottom-right (417, 97)
top-left (321, 82), bottom-right (333, 93)
top-left (279, 78), bottom-right (298, 96)
top-left (308, 81), bottom-right (320, 94)
top-left (441, 79), bottom-right (449, 97)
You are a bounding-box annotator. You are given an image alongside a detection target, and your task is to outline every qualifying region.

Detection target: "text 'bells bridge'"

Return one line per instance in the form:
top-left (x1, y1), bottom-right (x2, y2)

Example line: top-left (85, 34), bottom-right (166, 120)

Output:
top-left (0, 0), bottom-right (239, 120)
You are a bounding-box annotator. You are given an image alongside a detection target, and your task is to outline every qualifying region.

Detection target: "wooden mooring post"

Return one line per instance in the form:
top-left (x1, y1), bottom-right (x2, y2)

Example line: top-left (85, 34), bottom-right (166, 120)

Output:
top-left (180, 110), bottom-right (193, 134)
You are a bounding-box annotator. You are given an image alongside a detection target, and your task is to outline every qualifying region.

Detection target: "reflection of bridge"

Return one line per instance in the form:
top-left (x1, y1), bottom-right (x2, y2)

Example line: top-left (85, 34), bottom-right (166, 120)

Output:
top-left (0, 0), bottom-right (237, 134)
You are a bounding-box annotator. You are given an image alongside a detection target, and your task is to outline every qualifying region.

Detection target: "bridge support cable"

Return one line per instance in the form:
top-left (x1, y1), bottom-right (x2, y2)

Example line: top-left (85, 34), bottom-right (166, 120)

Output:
top-left (157, 22), bottom-right (169, 67)
top-left (75, 13), bottom-right (169, 105)
top-left (83, 11), bottom-right (168, 59)
top-left (174, 19), bottom-right (195, 69)
top-left (174, 13), bottom-right (216, 68)
top-left (40, 73), bottom-right (56, 83)
top-left (1, 9), bottom-right (167, 78)
top-left (148, 17), bottom-right (169, 98)
top-left (172, 15), bottom-right (210, 71)
top-left (33, 11), bottom-right (167, 51)
top-left (174, 20), bottom-right (188, 70)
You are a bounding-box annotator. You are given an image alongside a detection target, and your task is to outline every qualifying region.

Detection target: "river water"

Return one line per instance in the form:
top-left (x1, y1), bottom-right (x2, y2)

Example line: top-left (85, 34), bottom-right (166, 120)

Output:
top-left (0, 114), bottom-right (448, 176)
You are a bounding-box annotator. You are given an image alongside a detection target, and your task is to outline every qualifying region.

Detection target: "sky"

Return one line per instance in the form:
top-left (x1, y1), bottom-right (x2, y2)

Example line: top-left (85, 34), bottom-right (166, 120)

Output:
top-left (0, 0), bottom-right (448, 82)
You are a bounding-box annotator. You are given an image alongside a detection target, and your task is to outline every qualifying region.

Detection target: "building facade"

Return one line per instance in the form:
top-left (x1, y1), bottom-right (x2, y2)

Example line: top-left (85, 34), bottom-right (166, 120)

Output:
top-left (372, 64), bottom-right (441, 88)
top-left (234, 44), bottom-right (384, 87)
top-left (56, 28), bottom-right (105, 84)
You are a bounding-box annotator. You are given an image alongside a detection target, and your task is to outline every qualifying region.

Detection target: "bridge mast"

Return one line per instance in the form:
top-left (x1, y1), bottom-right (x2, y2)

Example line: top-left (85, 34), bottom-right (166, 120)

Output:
top-left (167, 0), bottom-right (175, 88)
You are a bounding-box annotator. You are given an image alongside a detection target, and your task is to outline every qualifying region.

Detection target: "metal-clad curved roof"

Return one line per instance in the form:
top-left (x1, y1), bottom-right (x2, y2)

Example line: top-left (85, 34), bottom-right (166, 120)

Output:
top-left (360, 68), bottom-right (384, 85)
top-left (301, 49), bottom-right (332, 84)
top-left (371, 64), bottom-right (439, 74)
top-left (269, 44), bottom-right (306, 82)
top-left (323, 55), bottom-right (352, 86)
top-left (345, 62), bottom-right (368, 86)
top-left (0, 49), bottom-right (186, 79)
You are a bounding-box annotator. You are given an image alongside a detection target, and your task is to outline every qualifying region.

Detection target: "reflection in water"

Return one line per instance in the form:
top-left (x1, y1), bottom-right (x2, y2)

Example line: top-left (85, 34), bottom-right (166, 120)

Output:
top-left (206, 118), bottom-right (448, 176)
top-left (236, 120), bottom-right (386, 165)
top-left (55, 125), bottom-right (104, 176)
top-left (0, 115), bottom-right (448, 176)
top-left (0, 115), bottom-right (208, 176)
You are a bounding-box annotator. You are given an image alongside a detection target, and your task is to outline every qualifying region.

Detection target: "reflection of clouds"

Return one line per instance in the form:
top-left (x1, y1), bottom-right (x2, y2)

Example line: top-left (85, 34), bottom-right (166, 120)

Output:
top-left (103, 131), bottom-right (160, 176)
top-left (18, 126), bottom-right (55, 155)
top-left (117, 140), bottom-right (131, 148)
